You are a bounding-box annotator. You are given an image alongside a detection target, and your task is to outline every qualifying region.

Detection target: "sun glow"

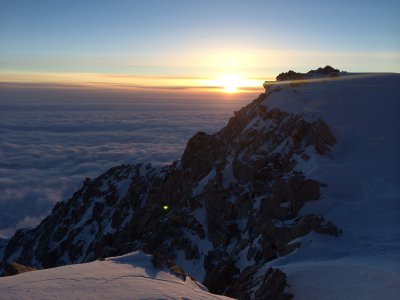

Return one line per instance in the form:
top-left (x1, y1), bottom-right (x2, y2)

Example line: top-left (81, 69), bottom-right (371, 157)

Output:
top-left (0, 71), bottom-right (264, 94)
top-left (219, 74), bottom-right (241, 93)
top-left (210, 74), bottom-right (253, 93)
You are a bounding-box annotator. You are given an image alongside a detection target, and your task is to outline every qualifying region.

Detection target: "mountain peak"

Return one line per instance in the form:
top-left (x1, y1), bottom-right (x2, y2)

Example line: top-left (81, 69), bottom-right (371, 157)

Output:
top-left (1, 71), bottom-right (399, 299)
top-left (276, 65), bottom-right (341, 81)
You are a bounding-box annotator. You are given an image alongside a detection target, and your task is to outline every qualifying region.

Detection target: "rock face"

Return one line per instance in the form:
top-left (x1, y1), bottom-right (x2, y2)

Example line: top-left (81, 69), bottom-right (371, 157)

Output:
top-left (0, 70), bottom-right (342, 299)
top-left (254, 268), bottom-right (293, 300)
top-left (275, 65), bottom-right (341, 82)
top-left (2, 262), bottom-right (36, 276)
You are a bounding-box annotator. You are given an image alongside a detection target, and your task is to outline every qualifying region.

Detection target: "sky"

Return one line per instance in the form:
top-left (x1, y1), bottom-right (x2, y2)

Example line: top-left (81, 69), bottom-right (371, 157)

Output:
top-left (0, 0), bottom-right (399, 93)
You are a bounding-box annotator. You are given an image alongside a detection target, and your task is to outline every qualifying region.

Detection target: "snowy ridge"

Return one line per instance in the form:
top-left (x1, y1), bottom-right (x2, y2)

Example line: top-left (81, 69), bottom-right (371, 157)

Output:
top-left (260, 72), bottom-right (400, 299)
top-left (0, 251), bottom-right (233, 300)
top-left (1, 69), bottom-right (399, 299)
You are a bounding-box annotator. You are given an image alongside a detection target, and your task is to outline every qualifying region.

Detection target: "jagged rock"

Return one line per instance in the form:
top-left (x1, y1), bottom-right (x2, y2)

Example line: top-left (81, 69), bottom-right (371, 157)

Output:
top-left (254, 268), bottom-right (293, 300)
top-left (151, 253), bottom-right (188, 281)
top-left (294, 215), bottom-right (342, 237)
top-left (276, 70), bottom-right (305, 82)
top-left (2, 262), bottom-right (36, 276)
top-left (228, 264), bottom-right (263, 299)
top-left (308, 65), bottom-right (340, 75)
top-left (276, 66), bottom-right (341, 82)
top-left (311, 119), bottom-right (337, 154)
top-left (204, 259), bottom-right (240, 296)
top-left (181, 131), bottom-right (226, 182)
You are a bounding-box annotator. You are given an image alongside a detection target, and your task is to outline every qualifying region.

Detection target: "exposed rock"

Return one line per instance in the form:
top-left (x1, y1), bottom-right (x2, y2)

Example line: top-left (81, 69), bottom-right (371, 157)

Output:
top-left (276, 70), bottom-right (305, 82)
top-left (227, 264), bottom-right (263, 299)
top-left (204, 259), bottom-right (240, 296)
top-left (273, 65), bottom-right (341, 83)
top-left (254, 268), bottom-right (293, 300)
top-left (308, 65), bottom-right (340, 75)
top-left (2, 262), bottom-right (36, 276)
top-left (151, 253), bottom-right (188, 281)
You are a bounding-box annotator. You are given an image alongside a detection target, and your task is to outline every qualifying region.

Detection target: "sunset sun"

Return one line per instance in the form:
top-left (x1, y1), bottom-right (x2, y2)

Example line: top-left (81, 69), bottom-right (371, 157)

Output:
top-left (217, 74), bottom-right (243, 93)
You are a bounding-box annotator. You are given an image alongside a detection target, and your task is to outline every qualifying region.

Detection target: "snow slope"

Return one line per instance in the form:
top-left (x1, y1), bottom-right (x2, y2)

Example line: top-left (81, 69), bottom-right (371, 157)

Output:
top-left (262, 73), bottom-right (400, 299)
top-left (0, 251), bottom-right (233, 300)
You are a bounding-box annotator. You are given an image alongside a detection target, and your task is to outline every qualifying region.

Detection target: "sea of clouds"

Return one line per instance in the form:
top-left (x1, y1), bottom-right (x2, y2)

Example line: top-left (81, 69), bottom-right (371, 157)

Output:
top-left (0, 87), bottom-right (251, 237)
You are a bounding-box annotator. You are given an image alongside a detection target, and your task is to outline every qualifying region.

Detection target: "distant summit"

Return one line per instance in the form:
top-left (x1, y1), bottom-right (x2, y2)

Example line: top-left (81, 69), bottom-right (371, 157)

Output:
top-left (263, 66), bottom-right (342, 89)
top-left (306, 65), bottom-right (341, 75)
top-left (276, 65), bottom-right (341, 81)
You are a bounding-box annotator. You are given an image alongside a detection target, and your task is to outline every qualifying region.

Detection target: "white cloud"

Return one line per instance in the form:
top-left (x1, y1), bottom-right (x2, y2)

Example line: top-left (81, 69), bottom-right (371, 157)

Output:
top-left (0, 88), bottom-right (251, 237)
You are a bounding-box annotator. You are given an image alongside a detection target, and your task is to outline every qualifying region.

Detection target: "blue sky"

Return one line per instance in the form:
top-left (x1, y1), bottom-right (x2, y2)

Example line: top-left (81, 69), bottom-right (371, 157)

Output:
top-left (0, 0), bottom-right (399, 87)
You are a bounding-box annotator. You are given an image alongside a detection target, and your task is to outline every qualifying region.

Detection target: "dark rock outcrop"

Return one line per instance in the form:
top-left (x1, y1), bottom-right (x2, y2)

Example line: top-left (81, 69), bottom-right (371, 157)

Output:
top-left (276, 70), bottom-right (305, 82)
top-left (308, 65), bottom-right (340, 75)
top-left (2, 262), bottom-right (36, 276)
top-left (254, 268), bottom-right (293, 300)
top-left (275, 65), bottom-right (341, 82)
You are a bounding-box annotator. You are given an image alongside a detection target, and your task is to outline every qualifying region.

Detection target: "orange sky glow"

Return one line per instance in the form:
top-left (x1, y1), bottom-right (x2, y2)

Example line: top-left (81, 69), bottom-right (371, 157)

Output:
top-left (0, 71), bottom-right (269, 94)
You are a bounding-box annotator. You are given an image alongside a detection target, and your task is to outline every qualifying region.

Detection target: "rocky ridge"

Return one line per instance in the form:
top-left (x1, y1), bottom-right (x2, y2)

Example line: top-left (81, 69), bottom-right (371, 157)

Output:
top-left (0, 68), bottom-right (342, 299)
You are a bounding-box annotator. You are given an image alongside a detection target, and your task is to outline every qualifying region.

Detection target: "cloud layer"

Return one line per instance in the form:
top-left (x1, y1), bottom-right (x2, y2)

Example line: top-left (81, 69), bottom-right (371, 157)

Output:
top-left (0, 87), bottom-right (251, 237)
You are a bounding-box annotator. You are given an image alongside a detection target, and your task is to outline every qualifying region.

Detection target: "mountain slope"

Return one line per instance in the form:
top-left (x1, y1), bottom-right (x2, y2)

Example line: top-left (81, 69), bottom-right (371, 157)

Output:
top-left (0, 251), bottom-right (233, 300)
top-left (1, 69), bottom-right (399, 299)
top-left (261, 72), bottom-right (400, 299)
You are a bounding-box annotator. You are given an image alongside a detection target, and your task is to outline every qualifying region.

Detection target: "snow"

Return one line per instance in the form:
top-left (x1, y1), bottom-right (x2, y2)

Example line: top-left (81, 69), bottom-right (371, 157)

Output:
top-left (244, 116), bottom-right (274, 132)
top-left (235, 245), bottom-right (253, 271)
top-left (116, 177), bottom-right (132, 200)
top-left (0, 251), bottom-right (233, 300)
top-left (291, 145), bottom-right (320, 178)
top-left (221, 155), bottom-right (235, 188)
top-left (174, 248), bottom-right (208, 283)
top-left (178, 208), bottom-right (214, 282)
top-left (193, 167), bottom-right (216, 196)
top-left (261, 73), bottom-right (400, 299)
top-left (283, 258), bottom-right (400, 300)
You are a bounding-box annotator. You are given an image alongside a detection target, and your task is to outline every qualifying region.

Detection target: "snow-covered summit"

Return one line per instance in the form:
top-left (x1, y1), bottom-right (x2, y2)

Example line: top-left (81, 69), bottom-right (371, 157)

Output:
top-left (261, 72), bottom-right (400, 299)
